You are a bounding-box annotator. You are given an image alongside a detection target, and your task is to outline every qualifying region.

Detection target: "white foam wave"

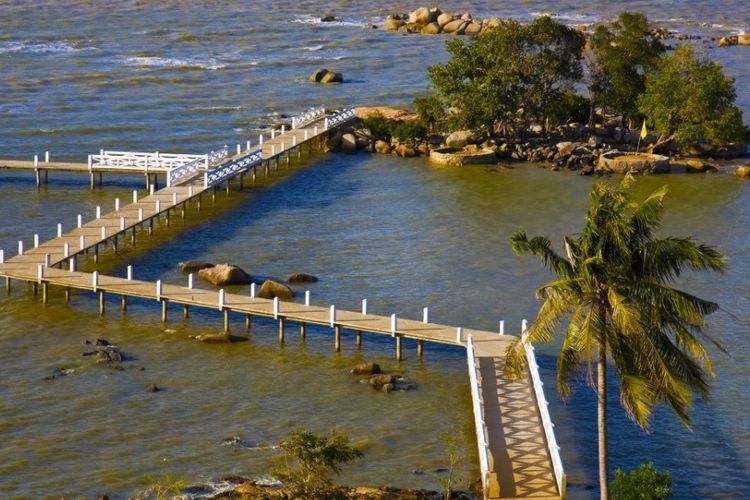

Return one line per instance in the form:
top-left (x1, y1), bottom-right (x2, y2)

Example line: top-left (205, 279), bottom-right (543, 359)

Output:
top-left (0, 40), bottom-right (93, 55)
top-left (529, 11), bottom-right (600, 25)
top-left (123, 56), bottom-right (225, 70)
top-left (292, 15), bottom-right (374, 28)
top-left (301, 44), bottom-right (324, 51)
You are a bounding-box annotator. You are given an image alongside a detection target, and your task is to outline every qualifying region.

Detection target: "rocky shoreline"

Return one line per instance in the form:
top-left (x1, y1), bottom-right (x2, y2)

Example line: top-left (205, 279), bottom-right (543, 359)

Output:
top-left (327, 107), bottom-right (749, 177)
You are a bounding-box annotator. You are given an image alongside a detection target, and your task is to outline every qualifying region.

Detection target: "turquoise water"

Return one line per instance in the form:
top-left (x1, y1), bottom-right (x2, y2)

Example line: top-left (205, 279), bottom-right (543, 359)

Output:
top-left (1, 2), bottom-right (750, 498)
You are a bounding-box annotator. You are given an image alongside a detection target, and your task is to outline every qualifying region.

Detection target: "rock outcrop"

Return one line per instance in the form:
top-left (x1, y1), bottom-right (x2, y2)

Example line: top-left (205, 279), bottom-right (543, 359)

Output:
top-left (198, 264), bottom-right (252, 286)
top-left (179, 261), bottom-right (215, 272)
top-left (286, 273), bottom-right (318, 283)
top-left (309, 68), bottom-right (343, 84)
top-left (257, 279), bottom-right (295, 300)
top-left (350, 362), bottom-right (381, 375)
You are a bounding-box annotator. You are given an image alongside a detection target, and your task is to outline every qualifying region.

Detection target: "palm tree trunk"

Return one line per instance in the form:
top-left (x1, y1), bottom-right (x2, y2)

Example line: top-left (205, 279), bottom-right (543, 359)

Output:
top-left (598, 341), bottom-right (609, 500)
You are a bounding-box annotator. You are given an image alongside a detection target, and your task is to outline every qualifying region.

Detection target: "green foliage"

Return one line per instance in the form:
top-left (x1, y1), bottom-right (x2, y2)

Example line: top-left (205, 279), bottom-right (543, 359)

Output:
top-left (392, 120), bottom-right (428, 142)
top-left (273, 429), bottom-right (363, 499)
top-left (428, 16), bottom-right (585, 136)
top-left (506, 176), bottom-right (725, 496)
top-left (359, 112), bottom-right (394, 141)
top-left (639, 44), bottom-right (749, 147)
top-left (546, 90), bottom-right (590, 128)
top-left (144, 474), bottom-right (186, 499)
top-left (611, 462), bottom-right (672, 499)
top-left (414, 94), bottom-right (446, 131)
top-left (589, 12), bottom-right (665, 123)
top-left (437, 431), bottom-right (466, 499)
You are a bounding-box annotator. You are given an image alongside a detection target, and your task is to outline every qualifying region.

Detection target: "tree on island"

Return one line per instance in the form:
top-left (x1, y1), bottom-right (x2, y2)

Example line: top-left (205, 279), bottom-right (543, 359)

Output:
top-left (639, 44), bottom-right (749, 151)
top-left (427, 16), bottom-right (584, 136)
top-left (587, 12), bottom-right (665, 128)
top-left (505, 176), bottom-right (725, 499)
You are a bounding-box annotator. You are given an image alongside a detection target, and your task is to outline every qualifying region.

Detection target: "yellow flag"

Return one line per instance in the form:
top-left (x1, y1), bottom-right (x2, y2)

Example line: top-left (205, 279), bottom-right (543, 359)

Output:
top-left (640, 119), bottom-right (648, 139)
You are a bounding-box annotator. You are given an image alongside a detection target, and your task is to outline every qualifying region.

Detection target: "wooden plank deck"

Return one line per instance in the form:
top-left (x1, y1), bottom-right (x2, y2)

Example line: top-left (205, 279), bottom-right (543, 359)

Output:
top-left (0, 110), bottom-right (561, 499)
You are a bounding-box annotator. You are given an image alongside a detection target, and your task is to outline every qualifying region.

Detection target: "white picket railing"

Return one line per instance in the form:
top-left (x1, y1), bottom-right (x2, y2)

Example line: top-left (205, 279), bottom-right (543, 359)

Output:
top-left (467, 335), bottom-right (493, 499)
top-left (326, 108), bottom-right (356, 129)
top-left (291, 106), bottom-right (325, 129)
top-left (166, 146), bottom-right (229, 187)
top-left (89, 150), bottom-right (205, 172)
top-left (523, 328), bottom-right (567, 498)
top-left (203, 147), bottom-right (262, 189)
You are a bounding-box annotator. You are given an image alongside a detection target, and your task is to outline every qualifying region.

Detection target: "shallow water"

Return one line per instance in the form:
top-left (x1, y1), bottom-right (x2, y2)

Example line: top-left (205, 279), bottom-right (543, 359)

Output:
top-left (1, 1), bottom-right (750, 498)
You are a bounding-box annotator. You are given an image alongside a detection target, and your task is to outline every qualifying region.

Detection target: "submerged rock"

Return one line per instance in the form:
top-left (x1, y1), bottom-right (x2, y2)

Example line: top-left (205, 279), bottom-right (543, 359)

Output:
top-left (350, 362), bottom-right (381, 375)
top-left (286, 273), bottom-right (318, 283)
top-left (179, 261), bottom-right (215, 272)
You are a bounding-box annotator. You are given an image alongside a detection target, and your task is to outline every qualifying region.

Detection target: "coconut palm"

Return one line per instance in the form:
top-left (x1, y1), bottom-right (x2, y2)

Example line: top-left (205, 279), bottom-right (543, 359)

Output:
top-left (505, 176), bottom-right (725, 500)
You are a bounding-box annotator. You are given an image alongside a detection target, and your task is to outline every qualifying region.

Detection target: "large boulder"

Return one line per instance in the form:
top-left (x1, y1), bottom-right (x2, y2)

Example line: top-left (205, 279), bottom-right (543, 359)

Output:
top-left (739, 34), bottom-right (750, 46)
top-left (437, 12), bottom-right (454, 27)
top-left (340, 133), bottom-right (358, 153)
top-left (320, 14), bottom-right (337, 22)
top-left (443, 19), bottom-right (468, 34)
top-left (179, 261), bottom-right (214, 272)
top-left (350, 362), bottom-right (381, 375)
top-left (368, 374), bottom-right (398, 389)
top-left (355, 106), bottom-right (418, 121)
top-left (394, 144), bottom-right (416, 157)
top-left (308, 68), bottom-right (329, 82)
top-left (464, 21), bottom-right (482, 35)
top-left (422, 22), bottom-right (442, 35)
top-left (735, 166), bottom-right (750, 178)
top-left (258, 279), bottom-right (295, 301)
top-left (320, 71), bottom-right (343, 83)
top-left (556, 141), bottom-right (576, 157)
top-left (198, 264), bottom-right (251, 286)
top-left (374, 140), bottom-right (392, 154)
top-left (383, 18), bottom-right (405, 31)
top-left (684, 159), bottom-right (718, 173)
top-left (445, 130), bottom-right (475, 148)
top-left (408, 7), bottom-right (431, 24)
top-left (718, 35), bottom-right (738, 47)
top-left (286, 273), bottom-right (318, 283)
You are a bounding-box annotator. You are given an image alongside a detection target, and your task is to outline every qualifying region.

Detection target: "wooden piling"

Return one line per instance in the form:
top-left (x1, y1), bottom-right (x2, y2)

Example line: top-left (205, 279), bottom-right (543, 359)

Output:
top-left (334, 325), bottom-right (341, 351)
top-left (396, 335), bottom-right (402, 361)
top-left (245, 313), bottom-right (251, 331)
top-left (121, 295), bottom-right (127, 311)
top-left (161, 300), bottom-right (168, 322)
top-left (184, 304), bottom-right (190, 319)
top-left (224, 309), bottom-right (230, 333)
top-left (279, 317), bottom-right (285, 343)
top-left (99, 291), bottom-right (105, 315)
top-left (64, 287), bottom-right (70, 303)
top-left (4, 277), bottom-right (9, 294)
top-left (42, 282), bottom-right (48, 304)
top-left (356, 330), bottom-right (362, 348)
top-left (300, 322), bottom-right (306, 339)
top-left (417, 339), bottom-right (424, 359)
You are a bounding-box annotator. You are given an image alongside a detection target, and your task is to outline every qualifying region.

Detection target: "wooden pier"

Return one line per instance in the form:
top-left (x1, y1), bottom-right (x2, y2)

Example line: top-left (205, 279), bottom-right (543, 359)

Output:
top-left (0, 107), bottom-right (564, 499)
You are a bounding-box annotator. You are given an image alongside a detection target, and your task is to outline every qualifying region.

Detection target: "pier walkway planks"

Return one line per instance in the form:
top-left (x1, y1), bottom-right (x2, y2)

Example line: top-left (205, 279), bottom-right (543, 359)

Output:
top-left (0, 109), bottom-right (562, 499)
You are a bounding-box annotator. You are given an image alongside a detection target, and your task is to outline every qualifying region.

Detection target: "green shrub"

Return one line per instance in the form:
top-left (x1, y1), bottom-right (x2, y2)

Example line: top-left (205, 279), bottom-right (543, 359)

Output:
top-left (546, 90), bottom-right (590, 127)
top-left (392, 120), bottom-right (428, 142)
top-left (358, 112), bottom-right (394, 141)
top-left (414, 94), bottom-right (446, 131)
top-left (611, 462), bottom-right (672, 500)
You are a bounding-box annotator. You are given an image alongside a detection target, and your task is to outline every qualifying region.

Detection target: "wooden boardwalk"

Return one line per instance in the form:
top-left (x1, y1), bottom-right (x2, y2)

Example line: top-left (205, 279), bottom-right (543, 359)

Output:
top-left (0, 108), bottom-right (563, 499)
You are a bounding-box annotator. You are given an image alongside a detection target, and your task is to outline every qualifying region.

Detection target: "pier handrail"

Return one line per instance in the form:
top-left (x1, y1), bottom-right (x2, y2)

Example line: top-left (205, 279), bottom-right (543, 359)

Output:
top-left (291, 106), bottom-right (325, 129)
top-left (203, 147), bottom-right (262, 189)
top-left (523, 337), bottom-right (567, 498)
top-left (467, 335), bottom-right (494, 499)
top-left (91, 150), bottom-right (205, 171)
top-left (326, 108), bottom-right (356, 129)
top-left (167, 146), bottom-right (229, 187)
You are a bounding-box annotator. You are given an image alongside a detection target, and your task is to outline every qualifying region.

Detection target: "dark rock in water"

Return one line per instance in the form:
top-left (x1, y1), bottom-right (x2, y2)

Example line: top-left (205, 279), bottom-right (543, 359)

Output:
top-left (368, 374), bottom-right (398, 389)
top-left (286, 273), bottom-right (319, 284)
top-left (179, 261), bottom-right (215, 272)
top-left (382, 383), bottom-right (395, 393)
top-left (99, 496), bottom-right (109, 500)
top-left (194, 333), bottom-right (248, 343)
top-left (45, 367), bottom-right (75, 380)
top-left (97, 346), bottom-right (123, 362)
top-left (320, 14), bottom-right (337, 22)
top-left (350, 362), bottom-right (381, 375)
top-left (147, 383), bottom-right (160, 392)
top-left (434, 467), bottom-right (449, 473)
top-left (412, 470), bottom-right (425, 475)
top-left (95, 338), bottom-right (110, 346)
top-left (198, 263), bottom-right (251, 286)
top-left (309, 68), bottom-right (343, 84)
top-left (258, 279), bottom-right (295, 301)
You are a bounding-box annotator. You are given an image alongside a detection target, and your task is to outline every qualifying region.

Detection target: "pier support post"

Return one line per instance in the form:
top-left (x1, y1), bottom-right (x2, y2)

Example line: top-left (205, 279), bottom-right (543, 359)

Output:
top-left (224, 309), bottom-right (230, 333)
top-left (32, 282), bottom-right (38, 296)
top-left (121, 295), bottom-right (127, 311)
top-left (89, 172), bottom-right (95, 190)
top-left (300, 322), bottom-right (306, 339)
top-left (64, 287), bottom-right (70, 303)
top-left (279, 317), bottom-right (285, 343)
top-left (197, 193), bottom-right (202, 211)
top-left (94, 245), bottom-right (99, 263)
top-left (184, 304), bottom-right (190, 319)
top-left (334, 325), bottom-right (341, 352)
top-left (417, 339), bottom-right (424, 359)
top-left (161, 300), bottom-right (168, 322)
top-left (35, 169), bottom-right (40, 188)
top-left (42, 282), bottom-right (48, 304)
top-left (5, 277), bottom-right (10, 294)
top-left (395, 335), bottom-right (403, 361)
top-left (149, 219), bottom-right (154, 235)
top-left (99, 292), bottom-right (105, 315)
top-left (356, 331), bottom-right (362, 348)
top-left (245, 314), bottom-right (251, 331)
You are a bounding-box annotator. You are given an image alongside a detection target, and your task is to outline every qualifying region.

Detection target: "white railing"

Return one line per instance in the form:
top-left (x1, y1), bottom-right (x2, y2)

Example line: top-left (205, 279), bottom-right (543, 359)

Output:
top-left (89, 150), bottom-right (205, 172)
top-left (326, 108), bottom-right (355, 129)
top-left (467, 335), bottom-right (493, 499)
top-left (166, 146), bottom-right (229, 187)
top-left (291, 106), bottom-right (325, 129)
top-left (203, 147), bottom-right (262, 189)
top-left (523, 336), bottom-right (567, 498)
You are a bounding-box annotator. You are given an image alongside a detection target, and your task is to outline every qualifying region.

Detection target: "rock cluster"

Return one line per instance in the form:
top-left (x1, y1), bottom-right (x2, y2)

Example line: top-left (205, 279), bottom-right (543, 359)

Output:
top-left (198, 263), bottom-right (252, 286)
top-left (309, 68), bottom-right (343, 84)
top-left (383, 6), bottom-right (501, 36)
top-left (82, 338), bottom-right (124, 362)
top-left (718, 34), bottom-right (750, 47)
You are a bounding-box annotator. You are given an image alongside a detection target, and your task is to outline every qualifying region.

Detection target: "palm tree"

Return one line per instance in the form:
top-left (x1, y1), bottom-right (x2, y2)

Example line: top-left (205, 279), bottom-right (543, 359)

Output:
top-left (505, 176), bottom-right (725, 499)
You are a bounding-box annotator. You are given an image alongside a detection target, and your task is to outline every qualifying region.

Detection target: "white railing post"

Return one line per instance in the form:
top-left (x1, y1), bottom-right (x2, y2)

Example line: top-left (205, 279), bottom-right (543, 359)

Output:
top-left (37, 264), bottom-right (43, 283)
top-left (271, 129), bottom-right (275, 139)
top-left (79, 235), bottom-right (85, 250)
top-left (304, 290), bottom-right (310, 306)
top-left (63, 243), bottom-right (69, 258)
top-left (304, 129), bottom-right (308, 141)
top-left (45, 151), bottom-right (49, 163)
top-left (188, 273), bottom-right (193, 289)
top-left (138, 208), bottom-right (143, 221)
top-left (236, 144), bottom-right (241, 155)
top-left (156, 279), bottom-right (162, 300)
top-left (44, 253), bottom-right (50, 267)
top-left (0, 249), bottom-right (4, 264)
top-left (155, 199), bottom-right (161, 213)
top-left (204, 154), bottom-right (209, 169)
top-left (456, 327), bottom-right (463, 344)
top-left (330, 304), bottom-right (336, 326)
top-left (17, 240), bottom-right (23, 256)
top-left (390, 313), bottom-right (397, 336)
top-left (92, 271), bottom-right (99, 291)
top-left (271, 145), bottom-right (275, 156)
top-left (119, 217), bottom-right (125, 230)
top-left (88, 154), bottom-right (92, 170)
top-left (499, 320), bottom-right (505, 335)
top-left (324, 117), bottom-right (329, 130)
top-left (246, 140), bottom-right (250, 151)
top-left (101, 226), bottom-right (106, 240)
top-left (127, 265), bottom-right (132, 280)
top-left (34, 154), bottom-right (38, 167)
top-left (292, 117), bottom-right (296, 129)
top-left (34, 234), bottom-right (39, 248)
top-left (96, 206), bottom-right (101, 219)
top-left (219, 289), bottom-right (225, 310)
top-left (115, 198), bottom-right (120, 211)
top-left (423, 306), bottom-right (429, 323)
top-left (362, 298), bottom-right (368, 315)
top-left (281, 125), bottom-right (285, 134)
top-left (281, 142), bottom-right (285, 152)
top-left (250, 282), bottom-right (256, 298)
top-left (69, 257), bottom-right (75, 272)
top-left (259, 134), bottom-right (263, 145)
top-left (293, 135), bottom-right (297, 147)
top-left (57, 223), bottom-right (62, 238)
top-left (274, 296), bottom-right (280, 319)
top-left (77, 214), bottom-right (82, 228)
top-left (133, 190), bottom-right (138, 203)
top-left (204, 172), bottom-right (208, 188)
top-left (172, 192), bottom-right (177, 206)
top-left (188, 186), bottom-right (193, 197)
top-left (522, 319), bottom-right (528, 340)
top-left (150, 184), bottom-right (155, 195)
